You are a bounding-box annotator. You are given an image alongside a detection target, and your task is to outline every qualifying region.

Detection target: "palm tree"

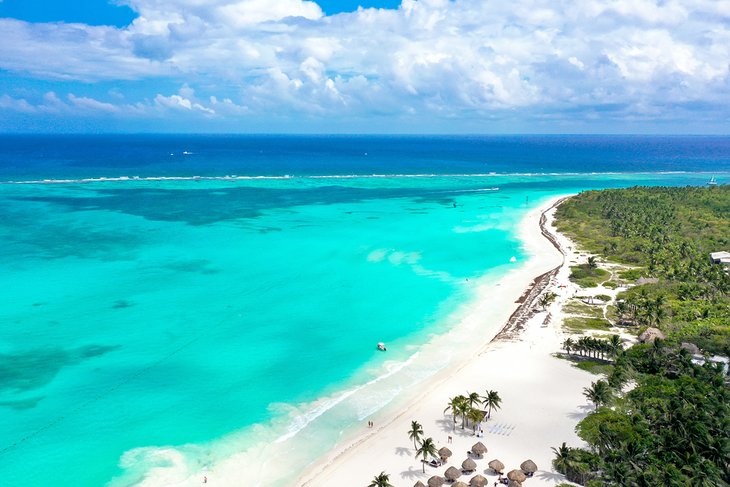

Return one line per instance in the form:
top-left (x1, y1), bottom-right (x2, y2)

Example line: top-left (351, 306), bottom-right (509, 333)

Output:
top-left (466, 391), bottom-right (482, 409)
top-left (482, 390), bottom-right (502, 419)
top-left (368, 471), bottom-right (394, 487)
top-left (587, 256), bottom-right (598, 269)
top-left (551, 442), bottom-right (574, 474)
top-left (467, 407), bottom-right (484, 432)
top-left (538, 292), bottom-right (557, 310)
top-left (444, 395), bottom-right (466, 430)
top-left (415, 437), bottom-right (438, 473)
top-left (407, 420), bottom-right (423, 450)
top-left (608, 365), bottom-right (628, 391)
top-left (562, 337), bottom-right (575, 355)
top-left (455, 399), bottom-right (470, 429)
top-left (583, 380), bottom-right (612, 410)
top-left (607, 334), bottom-right (623, 359)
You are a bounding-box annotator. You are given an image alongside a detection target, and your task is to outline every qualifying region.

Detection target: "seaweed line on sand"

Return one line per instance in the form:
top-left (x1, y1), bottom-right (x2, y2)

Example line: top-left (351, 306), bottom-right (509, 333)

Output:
top-left (493, 196), bottom-right (569, 342)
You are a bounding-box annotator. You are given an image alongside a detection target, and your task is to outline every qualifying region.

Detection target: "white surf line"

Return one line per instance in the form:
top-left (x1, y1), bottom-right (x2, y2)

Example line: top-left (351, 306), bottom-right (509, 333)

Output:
top-left (0, 170), bottom-right (712, 186)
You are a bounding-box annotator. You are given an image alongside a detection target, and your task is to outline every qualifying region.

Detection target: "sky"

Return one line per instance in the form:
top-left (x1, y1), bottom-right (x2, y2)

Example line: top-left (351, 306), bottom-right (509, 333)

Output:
top-left (0, 0), bottom-right (728, 133)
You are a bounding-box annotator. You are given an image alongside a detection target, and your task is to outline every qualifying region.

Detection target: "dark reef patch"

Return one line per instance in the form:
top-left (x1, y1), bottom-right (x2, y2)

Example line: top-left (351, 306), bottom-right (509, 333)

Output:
top-left (0, 344), bottom-right (120, 394)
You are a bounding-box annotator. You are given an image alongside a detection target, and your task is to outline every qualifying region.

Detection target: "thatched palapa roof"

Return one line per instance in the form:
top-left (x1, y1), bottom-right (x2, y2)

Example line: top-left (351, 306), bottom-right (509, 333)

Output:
top-left (469, 474), bottom-right (488, 487)
top-left (507, 481), bottom-right (522, 487)
top-left (438, 446), bottom-right (453, 459)
top-left (638, 327), bottom-right (665, 343)
top-left (680, 342), bottom-right (700, 354)
top-left (427, 476), bottom-right (445, 487)
top-left (507, 469), bottom-right (527, 483)
top-left (453, 482), bottom-right (469, 487)
top-left (444, 466), bottom-right (462, 481)
top-left (520, 459), bottom-right (537, 473)
top-left (488, 459), bottom-right (505, 474)
top-left (414, 482), bottom-right (427, 487)
top-left (461, 458), bottom-right (477, 472)
top-left (470, 441), bottom-right (487, 456)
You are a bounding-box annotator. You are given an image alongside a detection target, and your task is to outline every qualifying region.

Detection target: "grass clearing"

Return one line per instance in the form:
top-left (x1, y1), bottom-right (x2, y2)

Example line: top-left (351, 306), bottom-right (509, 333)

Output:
top-left (563, 299), bottom-right (605, 319)
top-left (564, 316), bottom-right (613, 333)
top-left (554, 354), bottom-right (613, 375)
top-left (569, 264), bottom-right (611, 288)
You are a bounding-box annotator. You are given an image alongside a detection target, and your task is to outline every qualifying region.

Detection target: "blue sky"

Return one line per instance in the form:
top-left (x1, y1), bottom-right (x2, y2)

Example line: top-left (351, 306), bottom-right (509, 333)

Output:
top-left (0, 0), bottom-right (728, 133)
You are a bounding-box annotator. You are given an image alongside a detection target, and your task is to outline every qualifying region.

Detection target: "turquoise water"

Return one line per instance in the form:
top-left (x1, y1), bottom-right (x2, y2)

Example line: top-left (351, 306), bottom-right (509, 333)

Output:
top-left (0, 170), bottom-right (728, 485)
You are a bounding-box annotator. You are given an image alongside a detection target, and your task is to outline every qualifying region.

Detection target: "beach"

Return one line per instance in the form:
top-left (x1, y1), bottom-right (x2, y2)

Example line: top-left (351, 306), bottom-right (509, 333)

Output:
top-left (6, 168), bottom-right (721, 486)
top-left (293, 195), bottom-right (595, 487)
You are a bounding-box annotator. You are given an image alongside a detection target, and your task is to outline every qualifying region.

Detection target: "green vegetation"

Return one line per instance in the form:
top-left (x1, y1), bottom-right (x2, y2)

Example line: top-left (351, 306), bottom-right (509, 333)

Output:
top-left (564, 316), bottom-right (612, 333)
top-left (415, 437), bottom-right (438, 473)
top-left (569, 264), bottom-right (611, 287)
top-left (563, 300), bottom-right (604, 318)
top-left (617, 268), bottom-right (644, 280)
top-left (538, 291), bottom-right (557, 310)
top-left (407, 420), bottom-right (423, 450)
top-left (368, 471), bottom-right (395, 487)
top-left (562, 335), bottom-right (624, 360)
top-left (444, 389), bottom-right (501, 433)
top-left (556, 186), bottom-right (730, 355)
top-left (553, 343), bottom-right (729, 486)
top-left (574, 360), bottom-right (612, 375)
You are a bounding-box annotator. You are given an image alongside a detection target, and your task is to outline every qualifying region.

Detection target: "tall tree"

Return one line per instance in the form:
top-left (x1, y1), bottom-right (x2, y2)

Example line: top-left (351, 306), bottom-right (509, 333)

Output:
top-left (415, 437), bottom-right (438, 473)
top-left (466, 391), bottom-right (482, 409)
top-left (444, 395), bottom-right (466, 431)
top-left (583, 380), bottom-right (612, 410)
top-left (407, 420), bottom-right (423, 450)
top-left (467, 407), bottom-right (484, 432)
top-left (482, 390), bottom-right (502, 419)
top-left (368, 471), bottom-right (394, 487)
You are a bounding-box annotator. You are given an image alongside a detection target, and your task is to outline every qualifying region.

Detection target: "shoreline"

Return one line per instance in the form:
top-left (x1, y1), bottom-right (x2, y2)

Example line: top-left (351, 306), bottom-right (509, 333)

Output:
top-left (294, 194), bottom-right (591, 487)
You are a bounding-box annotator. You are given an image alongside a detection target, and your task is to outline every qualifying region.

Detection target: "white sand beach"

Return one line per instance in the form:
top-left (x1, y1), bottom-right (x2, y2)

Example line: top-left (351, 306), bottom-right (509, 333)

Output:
top-left (294, 195), bottom-right (596, 487)
top-left (163, 195), bottom-right (596, 487)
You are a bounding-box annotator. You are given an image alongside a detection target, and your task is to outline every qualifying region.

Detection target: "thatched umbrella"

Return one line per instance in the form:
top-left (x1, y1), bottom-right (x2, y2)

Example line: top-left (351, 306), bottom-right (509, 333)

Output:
top-left (507, 469), bottom-right (527, 483)
top-left (427, 476), bottom-right (445, 487)
top-left (520, 459), bottom-right (537, 474)
top-left (507, 481), bottom-right (522, 487)
top-left (444, 466), bottom-right (462, 481)
top-left (414, 482), bottom-right (427, 487)
top-left (638, 327), bottom-right (665, 343)
top-left (488, 459), bottom-right (505, 474)
top-left (469, 474), bottom-right (488, 487)
top-left (438, 447), bottom-right (453, 463)
top-left (461, 458), bottom-right (477, 472)
top-left (453, 482), bottom-right (469, 487)
top-left (470, 441), bottom-right (487, 457)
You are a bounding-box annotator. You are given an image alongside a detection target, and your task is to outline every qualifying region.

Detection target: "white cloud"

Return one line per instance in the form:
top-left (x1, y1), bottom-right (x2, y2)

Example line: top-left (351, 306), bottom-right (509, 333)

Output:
top-left (0, 94), bottom-right (36, 113)
top-left (0, 0), bottom-right (728, 124)
top-left (68, 94), bottom-right (119, 112)
top-left (154, 88), bottom-right (216, 114)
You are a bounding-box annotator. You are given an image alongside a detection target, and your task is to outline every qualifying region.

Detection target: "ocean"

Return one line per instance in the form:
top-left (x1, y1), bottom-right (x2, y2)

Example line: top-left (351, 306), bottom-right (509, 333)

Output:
top-left (0, 135), bottom-right (728, 486)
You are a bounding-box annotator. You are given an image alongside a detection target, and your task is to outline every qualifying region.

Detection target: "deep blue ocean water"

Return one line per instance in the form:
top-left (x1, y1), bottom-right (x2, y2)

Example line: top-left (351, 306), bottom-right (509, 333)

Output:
top-left (0, 135), bottom-right (728, 486)
top-left (1, 135), bottom-right (729, 180)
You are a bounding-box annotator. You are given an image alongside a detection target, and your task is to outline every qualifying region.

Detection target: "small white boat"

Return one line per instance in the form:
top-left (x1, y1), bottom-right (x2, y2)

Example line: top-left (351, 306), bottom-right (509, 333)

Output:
top-left (708, 176), bottom-right (717, 186)
top-left (377, 342), bottom-right (387, 351)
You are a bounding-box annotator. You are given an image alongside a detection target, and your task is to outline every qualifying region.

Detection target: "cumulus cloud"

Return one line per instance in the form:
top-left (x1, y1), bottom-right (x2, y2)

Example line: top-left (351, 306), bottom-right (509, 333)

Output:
top-left (0, 0), bottom-right (728, 127)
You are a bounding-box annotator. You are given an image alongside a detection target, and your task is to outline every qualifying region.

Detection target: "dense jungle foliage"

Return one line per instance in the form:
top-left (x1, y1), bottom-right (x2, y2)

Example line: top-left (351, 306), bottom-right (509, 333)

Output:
top-left (553, 343), bottom-right (729, 486)
top-left (555, 185), bottom-right (730, 355)
top-left (553, 186), bottom-right (730, 486)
